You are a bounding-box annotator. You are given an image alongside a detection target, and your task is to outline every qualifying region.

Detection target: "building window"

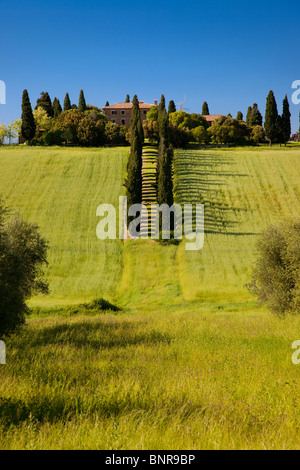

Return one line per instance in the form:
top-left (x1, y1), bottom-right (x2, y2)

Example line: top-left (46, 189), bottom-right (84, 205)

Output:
top-left (111, 119), bottom-right (116, 123)
top-left (111, 110), bottom-right (117, 115)
top-left (121, 110), bottom-right (125, 115)
top-left (143, 110), bottom-right (147, 114)
top-left (121, 119), bottom-right (125, 125)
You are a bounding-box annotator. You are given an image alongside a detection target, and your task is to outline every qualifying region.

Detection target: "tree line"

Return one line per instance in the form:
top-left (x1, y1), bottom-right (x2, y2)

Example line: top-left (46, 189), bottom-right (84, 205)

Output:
top-left (125, 95), bottom-right (173, 234)
top-left (19, 89), bottom-right (127, 146)
top-left (0, 89), bottom-right (292, 148)
top-left (144, 91), bottom-right (292, 147)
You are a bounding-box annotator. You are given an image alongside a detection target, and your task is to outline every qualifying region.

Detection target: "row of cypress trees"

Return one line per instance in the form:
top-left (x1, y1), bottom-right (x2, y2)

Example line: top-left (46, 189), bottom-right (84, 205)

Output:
top-left (125, 94), bottom-right (174, 234)
top-left (245, 92), bottom-right (291, 146)
top-left (265, 91), bottom-right (291, 146)
top-left (21, 89), bottom-right (88, 142)
top-left (157, 95), bottom-right (174, 208)
top-left (125, 95), bottom-right (144, 208)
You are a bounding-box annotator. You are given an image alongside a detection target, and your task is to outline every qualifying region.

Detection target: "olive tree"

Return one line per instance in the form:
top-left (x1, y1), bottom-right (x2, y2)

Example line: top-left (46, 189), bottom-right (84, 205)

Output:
top-left (247, 218), bottom-right (300, 316)
top-left (0, 201), bottom-right (49, 336)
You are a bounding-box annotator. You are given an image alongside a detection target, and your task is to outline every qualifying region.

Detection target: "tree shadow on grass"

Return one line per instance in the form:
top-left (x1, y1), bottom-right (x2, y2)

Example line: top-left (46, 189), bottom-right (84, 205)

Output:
top-left (174, 151), bottom-right (257, 236)
top-left (0, 320), bottom-right (173, 427)
top-left (27, 319), bottom-right (172, 351)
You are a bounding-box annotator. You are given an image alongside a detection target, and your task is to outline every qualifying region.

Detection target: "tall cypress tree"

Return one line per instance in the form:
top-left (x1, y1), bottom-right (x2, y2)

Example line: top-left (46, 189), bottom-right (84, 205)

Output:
top-left (52, 97), bottom-right (62, 118)
top-left (157, 95), bottom-right (173, 211)
top-left (78, 89), bottom-right (87, 112)
top-left (21, 90), bottom-right (36, 142)
top-left (105, 101), bottom-right (109, 107)
top-left (276, 115), bottom-right (284, 145)
top-left (236, 111), bottom-right (243, 121)
top-left (168, 100), bottom-right (176, 115)
top-left (246, 106), bottom-right (253, 126)
top-left (265, 90), bottom-right (279, 146)
top-left (251, 103), bottom-right (263, 126)
top-left (63, 93), bottom-right (71, 111)
top-left (125, 94), bottom-right (130, 103)
top-left (35, 92), bottom-right (53, 117)
top-left (158, 94), bottom-right (166, 117)
top-left (282, 94), bottom-right (291, 145)
top-left (157, 95), bottom-right (167, 189)
top-left (202, 101), bottom-right (210, 115)
top-left (126, 95), bottom-right (143, 209)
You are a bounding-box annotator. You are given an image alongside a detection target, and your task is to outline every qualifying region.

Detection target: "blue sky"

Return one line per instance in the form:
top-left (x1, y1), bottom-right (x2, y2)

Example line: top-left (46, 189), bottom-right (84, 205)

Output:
top-left (0, 0), bottom-right (299, 132)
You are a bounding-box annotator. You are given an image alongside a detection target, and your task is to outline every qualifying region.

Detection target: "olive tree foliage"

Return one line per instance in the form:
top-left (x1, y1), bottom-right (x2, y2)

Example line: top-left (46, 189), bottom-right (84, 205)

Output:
top-left (208, 115), bottom-right (250, 145)
top-left (33, 107), bottom-right (53, 138)
top-left (247, 218), bottom-right (300, 316)
top-left (0, 201), bottom-right (49, 336)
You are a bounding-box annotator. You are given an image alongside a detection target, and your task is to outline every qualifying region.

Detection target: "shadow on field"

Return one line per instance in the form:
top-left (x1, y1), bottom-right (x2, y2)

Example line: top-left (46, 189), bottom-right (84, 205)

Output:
top-left (0, 320), bottom-right (173, 427)
top-left (175, 151), bottom-right (257, 236)
top-left (27, 319), bottom-right (172, 351)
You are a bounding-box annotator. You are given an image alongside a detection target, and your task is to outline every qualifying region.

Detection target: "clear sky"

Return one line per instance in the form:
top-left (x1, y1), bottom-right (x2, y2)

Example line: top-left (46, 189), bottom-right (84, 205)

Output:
top-left (0, 0), bottom-right (299, 132)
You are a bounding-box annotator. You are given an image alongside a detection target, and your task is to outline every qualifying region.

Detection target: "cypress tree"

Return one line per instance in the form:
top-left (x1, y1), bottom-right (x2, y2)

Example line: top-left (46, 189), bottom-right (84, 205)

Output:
top-left (158, 94), bottom-right (166, 116)
top-left (78, 89), bottom-right (87, 112)
top-left (236, 111), bottom-right (243, 121)
top-left (251, 103), bottom-right (263, 127)
top-left (21, 90), bottom-right (36, 142)
top-left (125, 94), bottom-right (130, 103)
top-left (276, 115), bottom-right (284, 145)
top-left (246, 106), bottom-right (253, 126)
top-left (282, 94), bottom-right (291, 145)
top-left (157, 95), bottom-right (167, 184)
top-left (265, 90), bottom-right (279, 146)
top-left (168, 100), bottom-right (176, 115)
top-left (157, 141), bottom-right (173, 207)
top-left (52, 97), bottom-right (62, 118)
top-left (105, 101), bottom-right (109, 107)
top-left (35, 91), bottom-right (53, 117)
top-left (63, 93), bottom-right (72, 111)
top-left (202, 101), bottom-right (210, 115)
top-left (126, 95), bottom-right (143, 209)
top-left (157, 95), bottom-right (173, 213)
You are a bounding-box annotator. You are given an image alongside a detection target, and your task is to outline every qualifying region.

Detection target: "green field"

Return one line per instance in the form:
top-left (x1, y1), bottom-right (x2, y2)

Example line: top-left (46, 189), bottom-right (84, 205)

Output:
top-left (1, 144), bottom-right (300, 449)
top-left (0, 146), bottom-right (128, 305)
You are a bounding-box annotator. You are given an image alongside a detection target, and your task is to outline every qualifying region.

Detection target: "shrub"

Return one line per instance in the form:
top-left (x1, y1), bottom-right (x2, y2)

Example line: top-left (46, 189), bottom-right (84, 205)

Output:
top-left (146, 106), bottom-right (158, 122)
top-left (168, 124), bottom-right (190, 148)
top-left (43, 130), bottom-right (63, 146)
top-left (54, 109), bottom-right (84, 145)
top-left (142, 119), bottom-right (158, 142)
top-left (0, 201), bottom-right (49, 336)
top-left (208, 115), bottom-right (250, 145)
top-left (77, 116), bottom-right (100, 146)
top-left (251, 125), bottom-right (265, 144)
top-left (169, 111), bottom-right (208, 131)
top-left (191, 125), bottom-right (209, 144)
top-left (247, 218), bottom-right (300, 316)
top-left (105, 122), bottom-right (126, 145)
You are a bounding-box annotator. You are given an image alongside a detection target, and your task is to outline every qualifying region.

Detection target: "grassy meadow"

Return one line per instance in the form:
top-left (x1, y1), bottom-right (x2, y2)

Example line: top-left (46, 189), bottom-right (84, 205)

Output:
top-left (0, 146), bottom-right (128, 305)
top-left (1, 144), bottom-right (300, 449)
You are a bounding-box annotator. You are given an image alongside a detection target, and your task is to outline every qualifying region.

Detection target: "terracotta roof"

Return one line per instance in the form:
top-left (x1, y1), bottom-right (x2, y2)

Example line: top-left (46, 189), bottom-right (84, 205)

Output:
top-left (202, 114), bottom-right (223, 122)
top-left (103, 102), bottom-right (153, 110)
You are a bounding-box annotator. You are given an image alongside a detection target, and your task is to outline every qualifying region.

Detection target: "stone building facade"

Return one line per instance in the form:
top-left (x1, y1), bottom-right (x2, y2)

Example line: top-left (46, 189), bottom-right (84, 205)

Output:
top-left (102, 100), bottom-right (157, 127)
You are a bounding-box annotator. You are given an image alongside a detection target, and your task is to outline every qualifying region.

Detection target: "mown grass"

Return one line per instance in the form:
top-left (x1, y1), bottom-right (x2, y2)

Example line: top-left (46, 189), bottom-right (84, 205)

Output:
top-left (174, 146), bottom-right (300, 301)
top-left (1, 144), bottom-right (300, 449)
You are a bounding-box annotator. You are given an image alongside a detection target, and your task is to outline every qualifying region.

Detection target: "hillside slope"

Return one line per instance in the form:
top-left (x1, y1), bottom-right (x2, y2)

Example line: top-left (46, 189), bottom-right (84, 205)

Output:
top-left (0, 146), bottom-right (299, 308)
top-left (0, 146), bottom-right (128, 305)
top-left (174, 147), bottom-right (300, 301)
